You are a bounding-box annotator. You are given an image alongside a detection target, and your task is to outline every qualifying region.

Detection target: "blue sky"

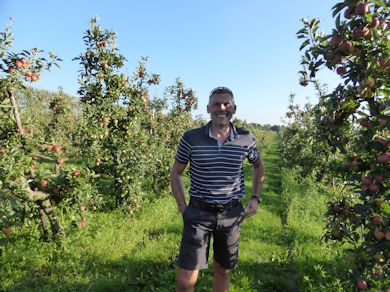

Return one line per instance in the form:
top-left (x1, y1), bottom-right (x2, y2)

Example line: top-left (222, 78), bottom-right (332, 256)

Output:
top-left (1, 0), bottom-right (341, 125)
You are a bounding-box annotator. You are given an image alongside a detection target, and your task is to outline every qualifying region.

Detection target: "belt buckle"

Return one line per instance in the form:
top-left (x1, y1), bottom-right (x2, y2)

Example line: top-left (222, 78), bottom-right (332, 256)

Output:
top-left (216, 204), bottom-right (225, 212)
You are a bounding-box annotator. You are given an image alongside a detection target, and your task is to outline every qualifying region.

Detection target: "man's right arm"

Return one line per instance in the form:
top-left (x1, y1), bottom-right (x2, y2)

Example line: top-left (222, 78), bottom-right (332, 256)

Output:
top-left (170, 159), bottom-right (188, 215)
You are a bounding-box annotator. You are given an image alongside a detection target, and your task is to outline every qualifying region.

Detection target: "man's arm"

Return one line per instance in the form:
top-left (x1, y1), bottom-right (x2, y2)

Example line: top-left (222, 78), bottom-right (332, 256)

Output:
top-left (244, 157), bottom-right (265, 218)
top-left (252, 157), bottom-right (265, 197)
top-left (170, 159), bottom-right (188, 215)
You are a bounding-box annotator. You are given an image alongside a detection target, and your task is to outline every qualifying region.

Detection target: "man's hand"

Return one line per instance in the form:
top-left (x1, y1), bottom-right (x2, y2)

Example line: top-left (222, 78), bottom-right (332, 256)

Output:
top-left (244, 197), bottom-right (259, 218)
top-left (178, 203), bottom-right (187, 215)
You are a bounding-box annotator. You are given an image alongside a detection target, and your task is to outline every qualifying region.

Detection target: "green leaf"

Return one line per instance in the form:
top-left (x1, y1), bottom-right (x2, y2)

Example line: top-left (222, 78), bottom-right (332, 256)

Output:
top-left (296, 28), bottom-right (308, 35)
top-left (300, 39), bottom-right (311, 51)
top-left (380, 203), bottom-right (390, 215)
top-left (332, 3), bottom-right (345, 18)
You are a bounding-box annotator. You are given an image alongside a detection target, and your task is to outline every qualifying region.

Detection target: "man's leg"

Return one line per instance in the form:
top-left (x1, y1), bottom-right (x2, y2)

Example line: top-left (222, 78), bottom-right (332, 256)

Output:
top-left (212, 261), bottom-right (231, 292)
top-left (176, 268), bottom-right (199, 292)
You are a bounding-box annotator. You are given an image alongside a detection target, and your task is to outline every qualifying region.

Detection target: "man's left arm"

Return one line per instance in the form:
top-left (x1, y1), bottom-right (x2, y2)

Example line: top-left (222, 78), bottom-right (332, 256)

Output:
top-left (244, 157), bottom-right (265, 218)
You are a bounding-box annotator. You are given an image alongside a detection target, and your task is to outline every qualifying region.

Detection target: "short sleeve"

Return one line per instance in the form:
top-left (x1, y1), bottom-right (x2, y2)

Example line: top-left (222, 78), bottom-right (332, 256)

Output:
top-left (247, 137), bottom-right (260, 164)
top-left (175, 132), bottom-right (191, 164)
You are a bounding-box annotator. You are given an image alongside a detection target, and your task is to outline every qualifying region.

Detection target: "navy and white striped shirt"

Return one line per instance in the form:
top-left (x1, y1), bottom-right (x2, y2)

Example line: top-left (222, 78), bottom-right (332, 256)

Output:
top-left (175, 122), bottom-right (260, 204)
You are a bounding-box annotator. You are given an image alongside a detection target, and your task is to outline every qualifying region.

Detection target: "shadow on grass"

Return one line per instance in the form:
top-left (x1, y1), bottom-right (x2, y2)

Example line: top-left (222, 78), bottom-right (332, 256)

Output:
top-left (9, 253), bottom-right (350, 292)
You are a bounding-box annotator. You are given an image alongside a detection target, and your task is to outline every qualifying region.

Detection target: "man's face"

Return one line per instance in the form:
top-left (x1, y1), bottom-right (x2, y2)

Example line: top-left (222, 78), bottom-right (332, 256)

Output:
top-left (207, 93), bottom-right (236, 126)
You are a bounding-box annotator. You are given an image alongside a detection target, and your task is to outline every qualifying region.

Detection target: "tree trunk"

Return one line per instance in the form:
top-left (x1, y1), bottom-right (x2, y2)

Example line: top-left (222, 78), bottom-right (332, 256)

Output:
top-left (7, 89), bottom-right (23, 133)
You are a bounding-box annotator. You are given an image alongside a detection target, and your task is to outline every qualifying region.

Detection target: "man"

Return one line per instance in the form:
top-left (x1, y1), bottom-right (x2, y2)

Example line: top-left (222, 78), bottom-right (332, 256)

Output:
top-left (170, 86), bottom-right (265, 292)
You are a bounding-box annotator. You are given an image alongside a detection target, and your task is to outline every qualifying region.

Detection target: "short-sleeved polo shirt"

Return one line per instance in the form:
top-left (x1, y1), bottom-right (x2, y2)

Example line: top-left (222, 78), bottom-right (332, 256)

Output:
top-left (175, 122), bottom-right (260, 204)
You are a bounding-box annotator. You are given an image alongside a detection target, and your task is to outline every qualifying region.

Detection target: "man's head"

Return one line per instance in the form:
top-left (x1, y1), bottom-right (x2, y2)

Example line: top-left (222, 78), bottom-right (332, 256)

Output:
top-left (207, 86), bottom-right (236, 127)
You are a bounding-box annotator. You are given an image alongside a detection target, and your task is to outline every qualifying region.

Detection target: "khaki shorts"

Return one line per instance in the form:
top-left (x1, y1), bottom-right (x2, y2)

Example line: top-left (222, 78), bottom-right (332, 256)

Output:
top-left (177, 202), bottom-right (245, 270)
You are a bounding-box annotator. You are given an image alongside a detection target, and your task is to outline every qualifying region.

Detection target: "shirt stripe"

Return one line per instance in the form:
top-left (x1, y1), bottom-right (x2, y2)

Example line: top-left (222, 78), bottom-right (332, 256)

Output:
top-left (175, 122), bottom-right (260, 204)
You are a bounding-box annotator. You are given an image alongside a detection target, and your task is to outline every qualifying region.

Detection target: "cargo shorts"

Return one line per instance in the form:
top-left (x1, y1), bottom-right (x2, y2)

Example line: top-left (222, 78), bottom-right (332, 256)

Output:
top-left (177, 202), bottom-right (245, 270)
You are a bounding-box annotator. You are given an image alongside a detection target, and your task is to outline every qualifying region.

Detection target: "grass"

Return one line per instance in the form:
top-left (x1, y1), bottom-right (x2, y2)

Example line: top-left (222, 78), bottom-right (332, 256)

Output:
top-left (0, 136), bottom-right (352, 291)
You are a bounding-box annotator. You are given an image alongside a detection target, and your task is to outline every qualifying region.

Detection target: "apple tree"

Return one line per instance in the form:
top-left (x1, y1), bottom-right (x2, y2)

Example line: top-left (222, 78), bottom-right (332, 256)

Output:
top-left (297, 0), bottom-right (389, 289)
top-left (0, 21), bottom-right (65, 240)
top-left (74, 18), bottom-right (198, 211)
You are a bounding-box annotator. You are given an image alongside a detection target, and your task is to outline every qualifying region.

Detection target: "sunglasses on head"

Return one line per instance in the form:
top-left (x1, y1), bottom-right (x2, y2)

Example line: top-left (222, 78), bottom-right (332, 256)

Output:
top-left (209, 86), bottom-right (234, 98)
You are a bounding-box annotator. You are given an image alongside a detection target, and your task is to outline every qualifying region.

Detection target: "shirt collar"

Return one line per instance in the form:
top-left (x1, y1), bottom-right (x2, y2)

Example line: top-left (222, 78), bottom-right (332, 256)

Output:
top-left (205, 121), bottom-right (237, 141)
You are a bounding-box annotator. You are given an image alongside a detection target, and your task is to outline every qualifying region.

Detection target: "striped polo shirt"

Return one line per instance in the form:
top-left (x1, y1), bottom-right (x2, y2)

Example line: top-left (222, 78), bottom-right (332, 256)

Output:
top-left (175, 122), bottom-right (260, 204)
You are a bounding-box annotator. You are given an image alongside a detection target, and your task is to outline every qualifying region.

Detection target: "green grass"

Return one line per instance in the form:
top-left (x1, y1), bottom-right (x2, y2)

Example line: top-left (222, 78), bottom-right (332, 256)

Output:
top-left (0, 136), bottom-right (351, 291)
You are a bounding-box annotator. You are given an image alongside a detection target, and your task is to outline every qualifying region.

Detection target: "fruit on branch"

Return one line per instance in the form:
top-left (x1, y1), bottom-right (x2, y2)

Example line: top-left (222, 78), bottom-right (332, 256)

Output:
top-left (71, 170), bottom-right (81, 177)
top-left (357, 279), bottom-right (368, 290)
top-left (2, 226), bottom-right (12, 236)
top-left (336, 66), bottom-right (346, 75)
top-left (40, 179), bottom-right (48, 188)
top-left (377, 153), bottom-right (390, 163)
top-left (374, 228), bottom-right (384, 240)
top-left (49, 144), bottom-right (61, 153)
top-left (372, 215), bottom-right (382, 225)
top-left (356, 3), bottom-right (369, 16)
top-left (331, 34), bottom-right (344, 47)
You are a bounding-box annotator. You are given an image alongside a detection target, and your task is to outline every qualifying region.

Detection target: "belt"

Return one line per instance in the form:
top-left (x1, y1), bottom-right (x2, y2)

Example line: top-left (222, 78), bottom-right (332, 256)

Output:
top-left (189, 197), bottom-right (240, 213)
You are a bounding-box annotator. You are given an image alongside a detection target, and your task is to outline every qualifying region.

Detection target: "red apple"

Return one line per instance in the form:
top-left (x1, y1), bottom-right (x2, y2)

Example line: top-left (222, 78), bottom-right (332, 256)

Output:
top-left (374, 228), bottom-right (384, 240)
top-left (80, 205), bottom-right (86, 212)
top-left (15, 59), bottom-right (23, 68)
top-left (331, 53), bottom-right (343, 65)
top-left (375, 174), bottom-right (384, 183)
top-left (331, 34), bottom-right (343, 47)
top-left (353, 27), bottom-right (364, 38)
top-left (2, 226), bottom-right (12, 236)
top-left (385, 231), bottom-right (390, 241)
top-left (57, 157), bottom-right (66, 165)
top-left (377, 153), bottom-right (390, 163)
top-left (336, 66), bottom-right (346, 75)
top-left (369, 17), bottom-right (380, 29)
top-left (49, 144), bottom-right (61, 153)
top-left (356, 3), bottom-right (369, 16)
top-left (375, 137), bottom-right (387, 147)
top-left (20, 58), bottom-right (29, 69)
top-left (72, 170), bottom-right (81, 177)
top-left (346, 160), bottom-right (359, 171)
top-left (362, 27), bottom-right (372, 39)
top-left (372, 215), bottom-right (382, 225)
top-left (357, 279), bottom-right (367, 290)
top-left (40, 179), bottom-right (48, 188)
top-left (339, 41), bottom-right (352, 53)
top-left (369, 183), bottom-right (379, 192)
top-left (360, 118), bottom-right (372, 128)
top-left (331, 203), bottom-right (342, 214)
top-left (373, 268), bottom-right (384, 276)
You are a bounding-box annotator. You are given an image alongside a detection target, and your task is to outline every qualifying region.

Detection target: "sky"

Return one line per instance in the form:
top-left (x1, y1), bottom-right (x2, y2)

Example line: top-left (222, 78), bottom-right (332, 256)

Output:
top-left (1, 0), bottom-right (342, 125)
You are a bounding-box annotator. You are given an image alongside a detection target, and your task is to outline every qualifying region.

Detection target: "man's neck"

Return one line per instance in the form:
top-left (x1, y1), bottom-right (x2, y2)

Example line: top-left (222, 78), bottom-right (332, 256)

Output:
top-left (210, 123), bottom-right (231, 141)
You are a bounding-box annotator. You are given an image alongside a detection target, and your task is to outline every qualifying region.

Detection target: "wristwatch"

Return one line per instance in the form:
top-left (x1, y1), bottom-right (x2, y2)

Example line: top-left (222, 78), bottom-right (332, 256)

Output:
top-left (251, 195), bottom-right (262, 204)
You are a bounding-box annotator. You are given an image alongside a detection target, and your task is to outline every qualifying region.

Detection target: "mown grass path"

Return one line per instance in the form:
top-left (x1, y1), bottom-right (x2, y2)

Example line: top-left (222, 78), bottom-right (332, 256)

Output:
top-left (2, 137), bottom-right (347, 291)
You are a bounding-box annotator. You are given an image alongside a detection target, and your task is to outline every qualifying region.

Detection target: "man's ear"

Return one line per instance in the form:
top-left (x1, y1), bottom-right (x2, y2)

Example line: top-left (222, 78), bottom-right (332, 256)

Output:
top-left (233, 104), bottom-right (237, 114)
top-left (207, 104), bottom-right (210, 113)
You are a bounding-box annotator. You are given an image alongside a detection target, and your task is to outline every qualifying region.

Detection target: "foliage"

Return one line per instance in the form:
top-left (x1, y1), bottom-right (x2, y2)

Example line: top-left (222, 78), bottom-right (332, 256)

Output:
top-left (73, 18), bottom-right (198, 211)
top-left (280, 92), bottom-right (338, 182)
top-left (0, 20), bottom-right (66, 240)
top-left (296, 1), bottom-right (389, 289)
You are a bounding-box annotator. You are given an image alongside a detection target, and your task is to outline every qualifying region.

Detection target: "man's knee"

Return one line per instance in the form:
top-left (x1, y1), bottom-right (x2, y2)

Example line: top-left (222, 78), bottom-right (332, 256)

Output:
top-left (176, 268), bottom-right (199, 291)
top-left (213, 261), bottom-right (231, 276)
